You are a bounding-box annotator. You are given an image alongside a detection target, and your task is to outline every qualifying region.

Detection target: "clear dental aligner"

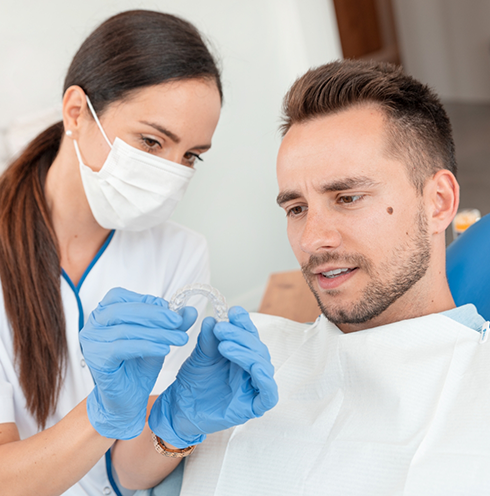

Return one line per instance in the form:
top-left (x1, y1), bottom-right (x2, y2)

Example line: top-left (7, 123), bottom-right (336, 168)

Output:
top-left (168, 283), bottom-right (229, 322)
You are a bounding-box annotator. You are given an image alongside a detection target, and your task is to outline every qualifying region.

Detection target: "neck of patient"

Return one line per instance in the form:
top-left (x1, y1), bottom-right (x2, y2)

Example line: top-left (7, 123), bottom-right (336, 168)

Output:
top-left (338, 268), bottom-right (456, 334)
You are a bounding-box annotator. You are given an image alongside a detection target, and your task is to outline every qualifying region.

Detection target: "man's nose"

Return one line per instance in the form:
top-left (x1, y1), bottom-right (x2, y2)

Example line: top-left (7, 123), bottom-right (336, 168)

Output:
top-left (299, 210), bottom-right (342, 254)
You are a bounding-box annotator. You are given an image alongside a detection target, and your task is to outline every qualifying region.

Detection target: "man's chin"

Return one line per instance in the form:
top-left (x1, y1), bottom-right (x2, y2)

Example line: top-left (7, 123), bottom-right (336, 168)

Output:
top-left (315, 299), bottom-right (363, 325)
top-left (314, 292), bottom-right (386, 326)
top-left (322, 309), bottom-right (375, 326)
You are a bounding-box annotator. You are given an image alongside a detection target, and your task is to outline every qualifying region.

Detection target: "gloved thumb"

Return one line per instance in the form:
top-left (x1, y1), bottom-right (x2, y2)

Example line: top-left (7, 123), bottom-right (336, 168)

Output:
top-left (196, 316), bottom-right (220, 361)
top-left (178, 306), bottom-right (198, 332)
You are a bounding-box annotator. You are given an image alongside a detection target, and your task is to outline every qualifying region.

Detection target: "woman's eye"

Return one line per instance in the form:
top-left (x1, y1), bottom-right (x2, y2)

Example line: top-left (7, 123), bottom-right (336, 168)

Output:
top-left (140, 136), bottom-right (161, 152)
top-left (338, 194), bottom-right (363, 204)
top-left (287, 205), bottom-right (307, 217)
top-left (183, 152), bottom-right (203, 167)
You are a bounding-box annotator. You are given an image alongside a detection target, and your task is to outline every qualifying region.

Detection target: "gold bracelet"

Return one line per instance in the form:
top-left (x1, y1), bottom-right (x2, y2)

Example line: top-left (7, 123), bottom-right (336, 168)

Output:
top-left (151, 432), bottom-right (196, 458)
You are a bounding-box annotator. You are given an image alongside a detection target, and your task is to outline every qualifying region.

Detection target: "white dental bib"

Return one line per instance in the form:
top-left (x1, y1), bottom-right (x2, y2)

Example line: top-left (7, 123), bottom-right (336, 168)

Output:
top-left (181, 313), bottom-right (490, 496)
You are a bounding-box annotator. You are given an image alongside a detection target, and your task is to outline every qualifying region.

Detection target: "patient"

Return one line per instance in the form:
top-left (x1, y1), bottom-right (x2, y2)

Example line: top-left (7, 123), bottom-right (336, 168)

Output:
top-left (148, 60), bottom-right (490, 496)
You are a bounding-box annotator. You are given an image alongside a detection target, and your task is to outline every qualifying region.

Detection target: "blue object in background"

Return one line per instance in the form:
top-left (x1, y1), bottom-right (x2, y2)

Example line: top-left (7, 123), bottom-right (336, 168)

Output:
top-left (447, 213), bottom-right (490, 321)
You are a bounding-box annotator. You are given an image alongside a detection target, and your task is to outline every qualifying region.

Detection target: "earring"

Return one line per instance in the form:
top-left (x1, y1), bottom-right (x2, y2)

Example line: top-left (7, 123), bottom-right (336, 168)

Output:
top-left (65, 130), bottom-right (73, 137)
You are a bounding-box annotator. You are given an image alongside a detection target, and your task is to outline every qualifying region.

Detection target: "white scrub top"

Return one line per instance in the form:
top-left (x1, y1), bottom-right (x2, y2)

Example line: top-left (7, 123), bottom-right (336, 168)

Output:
top-left (0, 220), bottom-right (210, 496)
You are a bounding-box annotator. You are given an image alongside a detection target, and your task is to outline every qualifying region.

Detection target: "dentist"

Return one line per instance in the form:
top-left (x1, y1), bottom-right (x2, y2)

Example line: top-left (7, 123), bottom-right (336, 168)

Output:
top-left (0, 10), bottom-right (222, 496)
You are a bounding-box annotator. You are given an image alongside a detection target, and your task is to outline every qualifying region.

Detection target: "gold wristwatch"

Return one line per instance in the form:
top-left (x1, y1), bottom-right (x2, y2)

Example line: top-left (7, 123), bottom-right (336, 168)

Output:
top-left (151, 432), bottom-right (196, 458)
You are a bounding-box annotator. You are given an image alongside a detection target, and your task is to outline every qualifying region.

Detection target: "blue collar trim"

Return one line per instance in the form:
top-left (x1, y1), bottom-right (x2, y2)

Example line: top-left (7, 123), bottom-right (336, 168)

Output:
top-left (61, 230), bottom-right (115, 331)
top-left (76, 230), bottom-right (115, 291)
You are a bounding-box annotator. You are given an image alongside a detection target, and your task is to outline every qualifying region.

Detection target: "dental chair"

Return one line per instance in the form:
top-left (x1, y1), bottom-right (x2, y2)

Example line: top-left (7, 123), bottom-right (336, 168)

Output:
top-left (447, 213), bottom-right (490, 321)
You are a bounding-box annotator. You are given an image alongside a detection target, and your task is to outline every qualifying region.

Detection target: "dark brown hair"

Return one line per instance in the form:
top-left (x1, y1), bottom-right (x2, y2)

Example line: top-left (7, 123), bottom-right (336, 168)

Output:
top-left (0, 10), bottom-right (222, 428)
top-left (280, 59), bottom-right (456, 193)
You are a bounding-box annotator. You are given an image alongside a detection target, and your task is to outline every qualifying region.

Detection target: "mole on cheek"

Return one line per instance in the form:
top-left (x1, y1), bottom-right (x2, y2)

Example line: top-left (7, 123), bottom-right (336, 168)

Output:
top-left (387, 207), bottom-right (394, 215)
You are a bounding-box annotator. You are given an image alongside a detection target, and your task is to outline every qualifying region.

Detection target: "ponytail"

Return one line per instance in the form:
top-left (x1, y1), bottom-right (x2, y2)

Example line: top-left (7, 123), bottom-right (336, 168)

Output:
top-left (0, 9), bottom-right (222, 429)
top-left (0, 122), bottom-right (67, 428)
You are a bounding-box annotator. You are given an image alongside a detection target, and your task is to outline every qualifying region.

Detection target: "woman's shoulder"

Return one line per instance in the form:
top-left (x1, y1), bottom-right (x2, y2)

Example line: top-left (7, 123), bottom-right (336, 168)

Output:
top-left (152, 220), bottom-right (207, 245)
top-left (114, 220), bottom-right (208, 252)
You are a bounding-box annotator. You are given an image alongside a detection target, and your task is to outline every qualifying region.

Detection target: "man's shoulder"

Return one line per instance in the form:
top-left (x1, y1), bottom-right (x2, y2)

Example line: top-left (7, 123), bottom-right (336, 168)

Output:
top-left (441, 303), bottom-right (486, 333)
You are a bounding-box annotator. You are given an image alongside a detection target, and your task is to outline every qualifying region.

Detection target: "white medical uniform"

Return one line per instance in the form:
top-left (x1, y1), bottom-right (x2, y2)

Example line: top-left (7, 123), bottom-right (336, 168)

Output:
top-left (0, 221), bottom-right (210, 496)
top-left (181, 311), bottom-right (490, 496)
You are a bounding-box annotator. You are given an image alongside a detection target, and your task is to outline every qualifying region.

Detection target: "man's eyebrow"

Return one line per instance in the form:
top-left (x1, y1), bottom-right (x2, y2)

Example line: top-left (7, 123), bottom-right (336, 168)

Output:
top-left (276, 190), bottom-right (302, 206)
top-left (276, 177), bottom-right (380, 206)
top-left (139, 120), bottom-right (212, 150)
top-left (319, 176), bottom-right (380, 193)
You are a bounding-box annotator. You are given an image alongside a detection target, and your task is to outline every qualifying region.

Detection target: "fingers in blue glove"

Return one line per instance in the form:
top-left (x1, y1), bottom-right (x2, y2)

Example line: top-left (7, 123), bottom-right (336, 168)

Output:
top-left (195, 316), bottom-right (221, 361)
top-left (84, 318), bottom-right (189, 344)
top-left (98, 287), bottom-right (166, 306)
top-left (249, 362), bottom-right (279, 416)
top-left (93, 339), bottom-right (175, 363)
top-left (213, 307), bottom-right (272, 362)
top-left (227, 306), bottom-right (261, 335)
top-left (177, 306), bottom-right (198, 333)
top-left (215, 340), bottom-right (278, 416)
top-left (213, 307), bottom-right (279, 416)
top-left (214, 323), bottom-right (272, 362)
top-left (92, 302), bottom-right (181, 328)
top-left (216, 339), bottom-right (273, 376)
top-left (81, 287), bottom-right (200, 441)
top-left (94, 289), bottom-right (198, 333)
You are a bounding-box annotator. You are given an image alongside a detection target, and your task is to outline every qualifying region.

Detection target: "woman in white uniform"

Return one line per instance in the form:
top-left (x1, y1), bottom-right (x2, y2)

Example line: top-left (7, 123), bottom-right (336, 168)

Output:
top-left (0, 10), bottom-right (222, 495)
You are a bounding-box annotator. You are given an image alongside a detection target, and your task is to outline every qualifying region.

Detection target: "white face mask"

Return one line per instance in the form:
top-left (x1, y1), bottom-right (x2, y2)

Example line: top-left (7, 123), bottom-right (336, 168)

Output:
top-left (73, 95), bottom-right (195, 231)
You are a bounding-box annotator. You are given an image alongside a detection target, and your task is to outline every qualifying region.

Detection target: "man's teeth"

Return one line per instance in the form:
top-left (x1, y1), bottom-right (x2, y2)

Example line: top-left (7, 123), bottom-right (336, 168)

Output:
top-left (322, 268), bottom-right (351, 278)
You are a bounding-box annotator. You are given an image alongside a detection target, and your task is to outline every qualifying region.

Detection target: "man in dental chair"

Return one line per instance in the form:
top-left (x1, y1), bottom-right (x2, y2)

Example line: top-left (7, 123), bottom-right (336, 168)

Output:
top-left (167, 59), bottom-right (490, 496)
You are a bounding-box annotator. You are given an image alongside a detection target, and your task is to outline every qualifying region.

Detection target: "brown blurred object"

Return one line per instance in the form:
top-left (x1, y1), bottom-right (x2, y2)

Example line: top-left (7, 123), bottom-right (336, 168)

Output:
top-left (258, 270), bottom-right (321, 323)
top-left (333, 0), bottom-right (401, 64)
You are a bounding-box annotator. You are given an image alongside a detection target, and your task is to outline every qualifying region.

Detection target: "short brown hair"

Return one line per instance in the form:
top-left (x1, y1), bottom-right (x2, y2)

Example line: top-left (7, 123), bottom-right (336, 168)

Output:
top-left (280, 60), bottom-right (457, 193)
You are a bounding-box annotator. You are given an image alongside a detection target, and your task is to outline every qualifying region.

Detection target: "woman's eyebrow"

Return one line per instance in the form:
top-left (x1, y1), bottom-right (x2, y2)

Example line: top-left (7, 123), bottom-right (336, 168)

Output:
top-left (139, 120), bottom-right (212, 150)
top-left (139, 120), bottom-right (181, 143)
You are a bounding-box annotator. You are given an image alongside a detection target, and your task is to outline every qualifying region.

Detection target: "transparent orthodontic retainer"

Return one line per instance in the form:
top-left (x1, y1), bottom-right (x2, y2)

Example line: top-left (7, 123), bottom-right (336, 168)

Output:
top-left (168, 283), bottom-right (229, 322)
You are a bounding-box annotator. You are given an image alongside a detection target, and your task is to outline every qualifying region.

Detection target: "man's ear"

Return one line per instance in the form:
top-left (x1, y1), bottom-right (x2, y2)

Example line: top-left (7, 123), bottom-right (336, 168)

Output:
top-left (62, 85), bottom-right (89, 140)
top-left (425, 169), bottom-right (459, 235)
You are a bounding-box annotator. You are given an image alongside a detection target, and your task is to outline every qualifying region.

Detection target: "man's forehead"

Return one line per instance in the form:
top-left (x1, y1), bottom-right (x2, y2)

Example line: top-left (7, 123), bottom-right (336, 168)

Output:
top-left (276, 105), bottom-right (412, 196)
top-left (280, 104), bottom-right (387, 152)
top-left (278, 107), bottom-right (385, 168)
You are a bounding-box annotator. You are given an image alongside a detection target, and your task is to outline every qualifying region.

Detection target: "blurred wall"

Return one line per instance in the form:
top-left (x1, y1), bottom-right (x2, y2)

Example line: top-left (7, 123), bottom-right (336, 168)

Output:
top-left (393, 0), bottom-right (490, 102)
top-left (0, 0), bottom-right (342, 309)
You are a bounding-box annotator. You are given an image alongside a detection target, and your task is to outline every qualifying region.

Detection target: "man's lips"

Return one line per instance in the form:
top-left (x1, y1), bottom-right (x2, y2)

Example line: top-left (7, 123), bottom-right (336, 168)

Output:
top-left (312, 265), bottom-right (358, 276)
top-left (313, 266), bottom-right (359, 290)
top-left (319, 267), bottom-right (356, 278)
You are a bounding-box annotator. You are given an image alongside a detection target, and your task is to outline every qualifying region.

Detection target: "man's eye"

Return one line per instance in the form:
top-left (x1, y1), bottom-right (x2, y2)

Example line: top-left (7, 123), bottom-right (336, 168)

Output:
top-left (338, 195), bottom-right (363, 204)
top-left (287, 205), bottom-right (307, 217)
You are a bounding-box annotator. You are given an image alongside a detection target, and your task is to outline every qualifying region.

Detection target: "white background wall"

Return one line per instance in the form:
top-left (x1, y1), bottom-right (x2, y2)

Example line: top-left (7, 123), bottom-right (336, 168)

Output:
top-left (393, 0), bottom-right (490, 102)
top-left (0, 0), bottom-right (342, 310)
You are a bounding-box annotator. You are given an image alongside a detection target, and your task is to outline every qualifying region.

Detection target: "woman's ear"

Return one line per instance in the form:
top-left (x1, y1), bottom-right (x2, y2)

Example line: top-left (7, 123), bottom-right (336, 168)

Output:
top-left (425, 169), bottom-right (459, 235)
top-left (62, 86), bottom-right (88, 139)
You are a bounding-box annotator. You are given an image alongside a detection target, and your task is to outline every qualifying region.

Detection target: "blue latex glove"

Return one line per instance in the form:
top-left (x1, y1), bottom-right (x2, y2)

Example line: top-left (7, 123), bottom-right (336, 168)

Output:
top-left (148, 306), bottom-right (279, 448)
top-left (79, 287), bottom-right (197, 440)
